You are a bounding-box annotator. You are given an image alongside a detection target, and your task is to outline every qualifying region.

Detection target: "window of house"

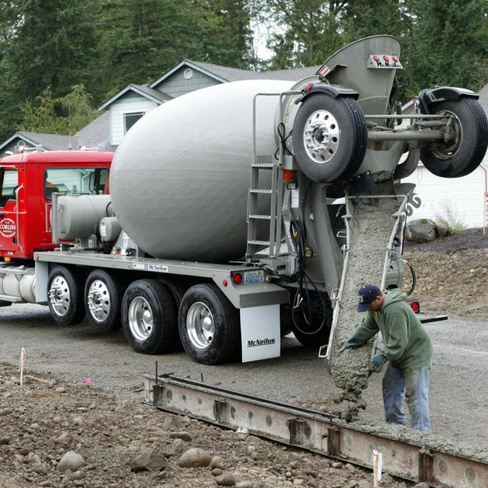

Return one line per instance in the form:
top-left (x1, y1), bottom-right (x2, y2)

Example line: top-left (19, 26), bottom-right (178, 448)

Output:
top-left (124, 112), bottom-right (145, 134)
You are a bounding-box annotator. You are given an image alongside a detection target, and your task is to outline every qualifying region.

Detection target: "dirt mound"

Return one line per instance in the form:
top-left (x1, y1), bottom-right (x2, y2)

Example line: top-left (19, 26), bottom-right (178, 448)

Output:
top-left (404, 228), bottom-right (488, 319)
top-left (405, 227), bottom-right (488, 253)
top-left (0, 363), bottom-right (386, 488)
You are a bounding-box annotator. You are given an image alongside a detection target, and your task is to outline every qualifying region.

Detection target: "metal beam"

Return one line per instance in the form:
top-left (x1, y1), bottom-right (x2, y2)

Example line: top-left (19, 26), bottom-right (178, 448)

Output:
top-left (144, 374), bottom-right (488, 488)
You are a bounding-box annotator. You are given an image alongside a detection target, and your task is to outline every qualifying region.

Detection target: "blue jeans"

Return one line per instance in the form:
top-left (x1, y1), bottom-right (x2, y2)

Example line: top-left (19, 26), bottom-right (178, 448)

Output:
top-left (382, 362), bottom-right (432, 433)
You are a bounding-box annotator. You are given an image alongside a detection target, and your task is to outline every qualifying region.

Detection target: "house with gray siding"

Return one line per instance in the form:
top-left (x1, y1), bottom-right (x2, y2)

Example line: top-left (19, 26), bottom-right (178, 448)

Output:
top-left (0, 60), bottom-right (319, 156)
top-left (402, 86), bottom-right (488, 229)
top-left (98, 60), bottom-right (319, 149)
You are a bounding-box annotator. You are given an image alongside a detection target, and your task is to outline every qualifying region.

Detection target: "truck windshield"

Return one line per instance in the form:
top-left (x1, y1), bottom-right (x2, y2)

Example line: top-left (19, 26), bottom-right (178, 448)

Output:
top-left (0, 168), bottom-right (19, 207)
top-left (44, 167), bottom-right (109, 199)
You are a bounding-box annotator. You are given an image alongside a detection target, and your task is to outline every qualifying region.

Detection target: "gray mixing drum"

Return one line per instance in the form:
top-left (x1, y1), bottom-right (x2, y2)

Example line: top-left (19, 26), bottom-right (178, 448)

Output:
top-left (110, 79), bottom-right (294, 263)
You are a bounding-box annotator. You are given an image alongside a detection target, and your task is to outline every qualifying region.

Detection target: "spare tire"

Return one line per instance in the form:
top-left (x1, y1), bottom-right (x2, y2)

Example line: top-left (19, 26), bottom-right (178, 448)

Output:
top-left (420, 97), bottom-right (488, 178)
top-left (292, 93), bottom-right (368, 183)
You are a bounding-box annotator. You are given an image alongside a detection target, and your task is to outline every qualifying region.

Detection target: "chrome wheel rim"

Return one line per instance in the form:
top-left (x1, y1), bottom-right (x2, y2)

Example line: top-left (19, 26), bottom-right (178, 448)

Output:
top-left (303, 109), bottom-right (340, 163)
top-left (128, 297), bottom-right (153, 341)
top-left (48, 276), bottom-right (71, 317)
top-left (186, 302), bottom-right (214, 349)
top-left (87, 279), bottom-right (110, 323)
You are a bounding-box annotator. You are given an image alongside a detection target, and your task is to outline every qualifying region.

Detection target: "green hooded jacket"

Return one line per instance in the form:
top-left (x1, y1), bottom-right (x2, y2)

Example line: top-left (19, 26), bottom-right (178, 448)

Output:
top-left (353, 289), bottom-right (433, 372)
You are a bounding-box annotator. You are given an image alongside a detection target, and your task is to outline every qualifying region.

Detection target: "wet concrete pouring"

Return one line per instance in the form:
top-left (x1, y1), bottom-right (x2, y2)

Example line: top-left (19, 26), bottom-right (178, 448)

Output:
top-left (329, 191), bottom-right (403, 421)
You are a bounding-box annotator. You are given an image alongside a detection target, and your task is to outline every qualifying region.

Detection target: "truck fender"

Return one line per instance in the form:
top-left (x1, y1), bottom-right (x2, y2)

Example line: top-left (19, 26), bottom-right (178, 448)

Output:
top-left (294, 82), bottom-right (359, 105)
top-left (418, 86), bottom-right (479, 113)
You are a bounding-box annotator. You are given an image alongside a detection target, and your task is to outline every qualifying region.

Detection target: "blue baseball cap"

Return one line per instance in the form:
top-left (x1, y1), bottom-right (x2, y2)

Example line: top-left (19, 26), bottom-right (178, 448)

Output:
top-left (357, 283), bottom-right (382, 312)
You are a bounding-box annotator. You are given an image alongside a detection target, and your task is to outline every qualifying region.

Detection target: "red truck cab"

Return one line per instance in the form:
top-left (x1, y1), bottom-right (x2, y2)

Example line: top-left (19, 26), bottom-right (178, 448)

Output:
top-left (0, 150), bottom-right (112, 261)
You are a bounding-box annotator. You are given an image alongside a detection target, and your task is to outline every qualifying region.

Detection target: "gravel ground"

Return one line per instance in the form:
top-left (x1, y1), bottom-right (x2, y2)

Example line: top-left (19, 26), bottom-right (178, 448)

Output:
top-left (0, 228), bottom-right (487, 487)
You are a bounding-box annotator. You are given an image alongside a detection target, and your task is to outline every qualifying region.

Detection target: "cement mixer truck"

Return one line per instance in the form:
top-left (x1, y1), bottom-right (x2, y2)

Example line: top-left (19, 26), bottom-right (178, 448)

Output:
top-left (1, 36), bottom-right (486, 366)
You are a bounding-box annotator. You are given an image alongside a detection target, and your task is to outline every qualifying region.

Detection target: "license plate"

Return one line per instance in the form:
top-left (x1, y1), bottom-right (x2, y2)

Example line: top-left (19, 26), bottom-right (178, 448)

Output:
top-left (244, 270), bottom-right (265, 285)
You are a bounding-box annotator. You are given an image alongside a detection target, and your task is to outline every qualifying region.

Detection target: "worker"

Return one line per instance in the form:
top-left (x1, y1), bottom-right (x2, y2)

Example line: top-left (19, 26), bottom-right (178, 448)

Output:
top-left (340, 283), bottom-right (433, 433)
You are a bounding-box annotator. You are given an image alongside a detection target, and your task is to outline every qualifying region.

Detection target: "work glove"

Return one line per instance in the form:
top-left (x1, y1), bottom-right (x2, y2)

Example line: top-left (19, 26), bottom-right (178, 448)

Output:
top-left (339, 333), bottom-right (363, 352)
top-left (371, 350), bottom-right (388, 372)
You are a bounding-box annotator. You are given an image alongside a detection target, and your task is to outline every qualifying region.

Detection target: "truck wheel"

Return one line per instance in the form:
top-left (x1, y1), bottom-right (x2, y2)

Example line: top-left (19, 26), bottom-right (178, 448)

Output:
top-left (420, 98), bottom-right (488, 178)
top-left (158, 278), bottom-right (187, 350)
top-left (179, 283), bottom-right (240, 365)
top-left (47, 266), bottom-right (86, 326)
top-left (84, 270), bottom-right (123, 332)
top-left (292, 94), bottom-right (367, 183)
top-left (122, 279), bottom-right (178, 354)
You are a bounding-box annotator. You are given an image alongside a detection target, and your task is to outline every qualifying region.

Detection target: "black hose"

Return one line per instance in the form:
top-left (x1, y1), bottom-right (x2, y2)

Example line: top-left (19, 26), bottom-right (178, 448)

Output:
top-left (405, 260), bottom-right (417, 297)
top-left (289, 219), bottom-right (328, 336)
top-left (274, 122), bottom-right (294, 160)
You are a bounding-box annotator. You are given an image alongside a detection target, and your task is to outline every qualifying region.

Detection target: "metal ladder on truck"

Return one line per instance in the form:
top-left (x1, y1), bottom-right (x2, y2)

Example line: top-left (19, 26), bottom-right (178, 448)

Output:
top-left (245, 91), bottom-right (299, 264)
top-left (245, 155), bottom-right (283, 262)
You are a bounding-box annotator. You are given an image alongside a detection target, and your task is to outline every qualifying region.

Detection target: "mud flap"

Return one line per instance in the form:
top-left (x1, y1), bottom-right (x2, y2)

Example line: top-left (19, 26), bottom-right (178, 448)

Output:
top-left (240, 304), bottom-right (280, 362)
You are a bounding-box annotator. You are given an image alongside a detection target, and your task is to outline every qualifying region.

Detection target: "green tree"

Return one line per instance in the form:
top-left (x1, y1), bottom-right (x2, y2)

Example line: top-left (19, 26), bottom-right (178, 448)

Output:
top-left (18, 85), bottom-right (98, 135)
top-left (198, 0), bottom-right (255, 68)
top-left (95, 0), bottom-right (255, 97)
top-left (0, 2), bottom-right (21, 53)
top-left (0, 0), bottom-right (101, 141)
top-left (406, 0), bottom-right (488, 95)
top-left (264, 0), bottom-right (348, 69)
top-left (5, 0), bottom-right (100, 100)
top-left (340, 0), bottom-right (413, 44)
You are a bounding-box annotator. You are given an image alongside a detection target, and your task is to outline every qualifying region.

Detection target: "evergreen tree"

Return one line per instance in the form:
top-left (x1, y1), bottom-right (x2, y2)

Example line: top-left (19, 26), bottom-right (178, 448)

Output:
top-left (198, 0), bottom-right (255, 68)
top-left (0, 0), bottom-right (100, 140)
top-left (95, 0), bottom-right (254, 98)
top-left (340, 0), bottom-right (412, 44)
top-left (18, 85), bottom-right (99, 135)
top-left (407, 0), bottom-right (488, 95)
top-left (5, 0), bottom-right (100, 100)
top-left (264, 0), bottom-right (347, 69)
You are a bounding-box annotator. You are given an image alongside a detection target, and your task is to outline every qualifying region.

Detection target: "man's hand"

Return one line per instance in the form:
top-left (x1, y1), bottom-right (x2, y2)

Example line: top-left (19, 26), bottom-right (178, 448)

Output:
top-left (371, 350), bottom-right (388, 372)
top-left (339, 334), bottom-right (362, 352)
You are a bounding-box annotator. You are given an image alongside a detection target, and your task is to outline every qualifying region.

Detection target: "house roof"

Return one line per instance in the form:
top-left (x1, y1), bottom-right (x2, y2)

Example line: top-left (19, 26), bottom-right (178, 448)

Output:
top-left (76, 111), bottom-right (113, 151)
top-left (149, 59), bottom-right (321, 89)
top-left (98, 83), bottom-right (172, 111)
top-left (0, 131), bottom-right (79, 153)
top-left (0, 113), bottom-right (116, 155)
top-left (99, 59), bottom-right (321, 111)
top-left (189, 60), bottom-right (321, 82)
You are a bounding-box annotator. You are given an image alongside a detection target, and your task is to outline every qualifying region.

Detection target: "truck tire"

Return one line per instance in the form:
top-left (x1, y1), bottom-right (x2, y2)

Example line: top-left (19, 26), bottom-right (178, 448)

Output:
top-left (179, 283), bottom-right (240, 365)
top-left (292, 94), bottom-right (367, 183)
top-left (47, 266), bottom-right (86, 326)
top-left (122, 279), bottom-right (178, 354)
top-left (158, 278), bottom-right (187, 350)
top-left (84, 270), bottom-right (123, 332)
top-left (420, 98), bottom-right (488, 178)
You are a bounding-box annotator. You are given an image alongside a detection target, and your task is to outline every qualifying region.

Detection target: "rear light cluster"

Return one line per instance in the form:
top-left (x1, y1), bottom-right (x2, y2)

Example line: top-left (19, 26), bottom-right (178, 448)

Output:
top-left (225, 269), bottom-right (265, 287)
top-left (222, 272), bottom-right (243, 287)
top-left (373, 55), bottom-right (399, 63)
top-left (231, 272), bottom-right (243, 285)
top-left (368, 54), bottom-right (402, 69)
